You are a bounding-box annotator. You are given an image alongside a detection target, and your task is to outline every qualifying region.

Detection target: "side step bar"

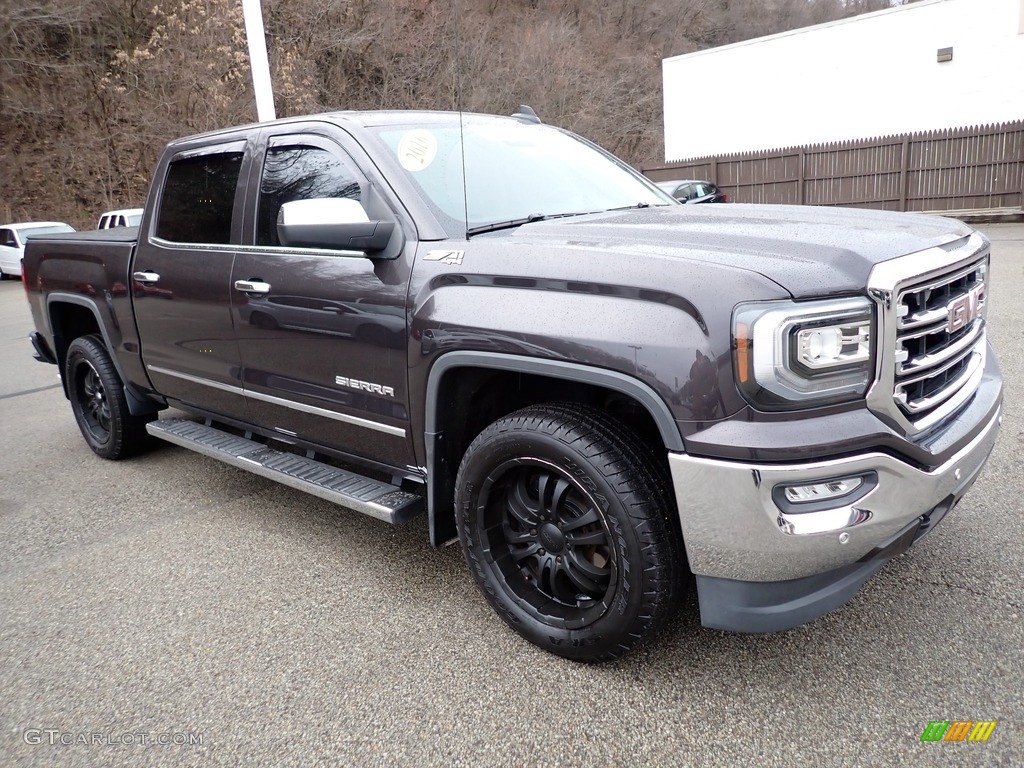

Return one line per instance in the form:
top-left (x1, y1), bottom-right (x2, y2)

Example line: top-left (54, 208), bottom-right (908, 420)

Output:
top-left (146, 418), bottom-right (423, 524)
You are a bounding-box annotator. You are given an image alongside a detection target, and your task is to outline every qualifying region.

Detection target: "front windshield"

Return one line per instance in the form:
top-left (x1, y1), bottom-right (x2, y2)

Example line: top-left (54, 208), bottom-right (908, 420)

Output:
top-left (371, 116), bottom-right (673, 235)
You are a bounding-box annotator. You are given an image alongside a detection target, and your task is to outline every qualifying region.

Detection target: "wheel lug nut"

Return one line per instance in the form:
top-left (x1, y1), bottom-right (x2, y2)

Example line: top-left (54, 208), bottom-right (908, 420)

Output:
top-left (538, 549), bottom-right (545, 556)
top-left (530, 529), bottom-right (536, 536)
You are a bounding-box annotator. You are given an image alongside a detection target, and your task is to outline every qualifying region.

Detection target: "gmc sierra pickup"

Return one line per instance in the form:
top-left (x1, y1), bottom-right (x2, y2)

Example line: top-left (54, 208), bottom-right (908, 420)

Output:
top-left (23, 109), bottom-right (1002, 661)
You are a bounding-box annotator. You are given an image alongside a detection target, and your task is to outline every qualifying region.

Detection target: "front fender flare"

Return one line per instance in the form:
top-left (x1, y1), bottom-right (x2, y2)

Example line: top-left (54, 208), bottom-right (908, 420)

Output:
top-left (423, 351), bottom-right (684, 546)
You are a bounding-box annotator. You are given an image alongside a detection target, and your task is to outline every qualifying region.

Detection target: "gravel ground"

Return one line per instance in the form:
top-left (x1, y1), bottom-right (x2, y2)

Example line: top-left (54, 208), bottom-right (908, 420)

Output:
top-left (1, 223), bottom-right (1022, 767)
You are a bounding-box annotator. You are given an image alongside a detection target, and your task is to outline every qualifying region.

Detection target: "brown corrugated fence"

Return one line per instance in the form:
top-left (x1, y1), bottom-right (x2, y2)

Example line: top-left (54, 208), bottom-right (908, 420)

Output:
top-left (644, 121), bottom-right (1024, 214)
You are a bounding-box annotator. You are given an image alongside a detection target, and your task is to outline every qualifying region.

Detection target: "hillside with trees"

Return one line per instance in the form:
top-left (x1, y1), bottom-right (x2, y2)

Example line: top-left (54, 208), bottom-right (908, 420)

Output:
top-left (1, 0), bottom-right (909, 228)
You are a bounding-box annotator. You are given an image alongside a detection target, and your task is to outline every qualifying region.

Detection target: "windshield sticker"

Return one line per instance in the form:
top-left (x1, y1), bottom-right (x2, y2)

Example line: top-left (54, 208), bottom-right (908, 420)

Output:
top-left (398, 129), bottom-right (438, 172)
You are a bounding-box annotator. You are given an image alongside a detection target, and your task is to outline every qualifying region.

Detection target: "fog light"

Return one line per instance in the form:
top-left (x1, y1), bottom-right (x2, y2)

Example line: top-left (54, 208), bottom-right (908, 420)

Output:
top-left (784, 477), bottom-right (863, 504)
top-left (772, 471), bottom-right (878, 516)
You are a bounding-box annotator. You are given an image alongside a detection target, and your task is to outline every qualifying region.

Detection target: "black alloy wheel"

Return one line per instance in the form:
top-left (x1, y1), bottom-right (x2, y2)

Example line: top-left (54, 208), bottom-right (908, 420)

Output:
top-left (65, 334), bottom-right (153, 459)
top-left (456, 403), bottom-right (683, 662)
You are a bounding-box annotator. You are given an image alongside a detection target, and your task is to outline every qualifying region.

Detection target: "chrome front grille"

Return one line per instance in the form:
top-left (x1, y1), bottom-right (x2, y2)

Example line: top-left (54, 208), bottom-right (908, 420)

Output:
top-left (866, 233), bottom-right (989, 436)
top-left (894, 258), bottom-right (987, 420)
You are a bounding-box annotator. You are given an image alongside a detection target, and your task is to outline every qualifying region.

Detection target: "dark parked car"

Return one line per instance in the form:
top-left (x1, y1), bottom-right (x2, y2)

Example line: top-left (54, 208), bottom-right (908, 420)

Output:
top-left (656, 179), bottom-right (728, 204)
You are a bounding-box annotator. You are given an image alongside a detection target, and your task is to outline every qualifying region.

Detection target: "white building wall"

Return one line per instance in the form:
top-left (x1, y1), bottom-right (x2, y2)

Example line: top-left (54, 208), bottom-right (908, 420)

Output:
top-left (662, 0), bottom-right (1024, 162)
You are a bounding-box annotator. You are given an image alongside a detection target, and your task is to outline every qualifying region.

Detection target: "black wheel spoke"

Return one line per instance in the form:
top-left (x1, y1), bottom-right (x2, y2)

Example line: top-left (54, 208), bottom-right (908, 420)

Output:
top-left (507, 476), bottom-right (542, 526)
top-left (560, 558), bottom-right (604, 596)
top-left (537, 473), bottom-right (572, 521)
top-left (566, 549), bottom-right (610, 581)
top-left (501, 520), bottom-right (534, 545)
top-left (565, 529), bottom-right (607, 546)
top-left (74, 359), bottom-right (113, 442)
top-left (83, 373), bottom-right (97, 398)
top-left (562, 507), bottom-right (601, 532)
top-left (509, 541), bottom-right (541, 564)
top-left (539, 557), bottom-right (560, 598)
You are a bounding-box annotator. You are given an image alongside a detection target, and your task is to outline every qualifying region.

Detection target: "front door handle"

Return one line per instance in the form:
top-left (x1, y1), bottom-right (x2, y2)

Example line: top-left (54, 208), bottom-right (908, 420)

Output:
top-left (234, 279), bottom-right (271, 294)
top-left (133, 271), bottom-right (160, 284)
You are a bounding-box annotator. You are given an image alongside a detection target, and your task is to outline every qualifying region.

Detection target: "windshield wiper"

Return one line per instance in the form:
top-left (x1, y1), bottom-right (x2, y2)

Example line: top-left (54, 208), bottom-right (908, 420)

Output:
top-left (466, 210), bottom-right (604, 237)
top-left (605, 202), bottom-right (656, 212)
top-left (466, 213), bottom-right (547, 237)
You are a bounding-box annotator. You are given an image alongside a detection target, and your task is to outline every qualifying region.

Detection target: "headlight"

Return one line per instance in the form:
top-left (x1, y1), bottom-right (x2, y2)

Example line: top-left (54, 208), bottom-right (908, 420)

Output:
top-left (733, 297), bottom-right (874, 408)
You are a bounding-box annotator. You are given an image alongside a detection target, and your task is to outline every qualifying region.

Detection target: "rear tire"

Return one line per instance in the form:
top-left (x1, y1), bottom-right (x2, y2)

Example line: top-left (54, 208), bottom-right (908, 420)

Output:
top-left (455, 403), bottom-right (683, 662)
top-left (65, 334), bottom-right (153, 459)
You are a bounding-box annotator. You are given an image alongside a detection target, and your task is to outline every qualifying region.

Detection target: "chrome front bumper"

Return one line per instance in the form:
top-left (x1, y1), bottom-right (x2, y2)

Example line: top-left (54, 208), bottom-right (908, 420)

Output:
top-left (668, 405), bottom-right (1002, 584)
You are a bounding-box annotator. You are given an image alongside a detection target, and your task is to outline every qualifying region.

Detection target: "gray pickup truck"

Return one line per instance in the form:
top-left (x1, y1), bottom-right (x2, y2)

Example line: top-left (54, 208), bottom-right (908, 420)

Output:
top-left (22, 109), bottom-right (1002, 661)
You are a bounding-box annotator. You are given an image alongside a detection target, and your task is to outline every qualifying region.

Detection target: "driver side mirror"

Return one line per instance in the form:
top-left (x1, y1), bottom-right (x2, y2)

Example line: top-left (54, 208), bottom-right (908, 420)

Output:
top-left (277, 198), bottom-right (396, 254)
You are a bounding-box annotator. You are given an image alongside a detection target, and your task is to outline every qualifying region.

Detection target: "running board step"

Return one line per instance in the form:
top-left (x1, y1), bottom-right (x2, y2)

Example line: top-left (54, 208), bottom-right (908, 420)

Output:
top-left (146, 418), bottom-right (422, 524)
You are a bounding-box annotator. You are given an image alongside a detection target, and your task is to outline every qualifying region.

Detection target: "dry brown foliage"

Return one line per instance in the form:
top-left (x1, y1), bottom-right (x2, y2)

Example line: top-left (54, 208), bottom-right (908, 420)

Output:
top-left (0, 0), bottom-right (905, 228)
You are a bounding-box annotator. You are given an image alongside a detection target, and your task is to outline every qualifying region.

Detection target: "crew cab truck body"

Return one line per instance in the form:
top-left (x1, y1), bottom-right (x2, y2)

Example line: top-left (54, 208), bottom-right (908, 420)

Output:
top-left (22, 110), bottom-right (1002, 661)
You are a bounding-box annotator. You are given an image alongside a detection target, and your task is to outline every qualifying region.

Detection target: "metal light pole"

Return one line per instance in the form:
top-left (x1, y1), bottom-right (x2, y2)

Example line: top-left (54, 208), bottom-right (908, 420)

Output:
top-left (241, 0), bottom-right (276, 122)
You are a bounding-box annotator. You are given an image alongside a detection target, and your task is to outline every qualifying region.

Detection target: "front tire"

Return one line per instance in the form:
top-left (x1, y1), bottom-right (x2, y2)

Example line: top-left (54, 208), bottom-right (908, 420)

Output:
top-left (455, 403), bottom-right (683, 662)
top-left (65, 335), bottom-right (153, 459)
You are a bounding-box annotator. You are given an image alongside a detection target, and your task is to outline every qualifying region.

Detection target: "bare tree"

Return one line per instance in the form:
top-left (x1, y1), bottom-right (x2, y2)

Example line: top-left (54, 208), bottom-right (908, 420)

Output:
top-left (0, 0), bottom-right (921, 226)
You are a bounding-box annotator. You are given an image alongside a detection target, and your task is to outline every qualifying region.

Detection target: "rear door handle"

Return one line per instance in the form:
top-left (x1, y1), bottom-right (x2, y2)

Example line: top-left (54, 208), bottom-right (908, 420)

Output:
top-left (234, 280), bottom-right (271, 294)
top-left (133, 271), bottom-right (160, 284)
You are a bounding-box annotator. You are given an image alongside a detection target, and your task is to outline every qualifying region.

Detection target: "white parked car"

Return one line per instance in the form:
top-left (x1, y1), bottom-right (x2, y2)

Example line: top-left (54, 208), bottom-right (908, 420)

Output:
top-left (97, 208), bottom-right (144, 229)
top-left (0, 221), bottom-right (76, 279)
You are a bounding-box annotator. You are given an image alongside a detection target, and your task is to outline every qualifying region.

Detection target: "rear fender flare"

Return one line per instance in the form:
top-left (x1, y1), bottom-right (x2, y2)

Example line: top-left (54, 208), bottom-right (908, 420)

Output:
top-left (45, 293), bottom-right (159, 416)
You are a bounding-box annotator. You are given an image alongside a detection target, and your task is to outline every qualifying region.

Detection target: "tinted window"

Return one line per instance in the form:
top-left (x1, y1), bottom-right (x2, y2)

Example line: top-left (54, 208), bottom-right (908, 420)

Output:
top-left (256, 145), bottom-right (361, 247)
top-left (0, 229), bottom-right (15, 247)
top-left (157, 151), bottom-right (243, 244)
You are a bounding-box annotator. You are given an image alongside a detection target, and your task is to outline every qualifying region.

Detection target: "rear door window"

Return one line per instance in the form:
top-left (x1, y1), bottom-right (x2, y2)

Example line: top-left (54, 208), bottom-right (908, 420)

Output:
top-left (156, 150), bottom-right (244, 244)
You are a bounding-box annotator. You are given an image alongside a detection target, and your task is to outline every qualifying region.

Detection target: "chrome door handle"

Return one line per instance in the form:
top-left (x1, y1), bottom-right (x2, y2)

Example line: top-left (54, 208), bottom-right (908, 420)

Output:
top-left (133, 271), bottom-right (160, 283)
top-left (234, 280), bottom-right (271, 294)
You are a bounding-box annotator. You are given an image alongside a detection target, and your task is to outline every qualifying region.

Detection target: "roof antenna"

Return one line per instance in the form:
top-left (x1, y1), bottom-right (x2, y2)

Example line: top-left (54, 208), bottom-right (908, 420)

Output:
top-left (453, 0), bottom-right (469, 238)
top-left (512, 105), bottom-right (542, 124)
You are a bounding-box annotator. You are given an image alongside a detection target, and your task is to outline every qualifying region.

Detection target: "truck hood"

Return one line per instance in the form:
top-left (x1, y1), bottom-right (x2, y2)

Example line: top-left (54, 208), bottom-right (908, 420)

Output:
top-left (504, 204), bottom-right (974, 297)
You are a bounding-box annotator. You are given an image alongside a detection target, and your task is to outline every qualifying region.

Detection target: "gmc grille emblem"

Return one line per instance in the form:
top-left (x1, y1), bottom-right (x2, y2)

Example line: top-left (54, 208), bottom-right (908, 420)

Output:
top-left (946, 284), bottom-right (985, 333)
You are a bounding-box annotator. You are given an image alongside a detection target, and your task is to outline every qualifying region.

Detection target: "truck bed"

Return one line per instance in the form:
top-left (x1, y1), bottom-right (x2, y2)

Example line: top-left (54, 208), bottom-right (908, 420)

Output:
top-left (23, 228), bottom-right (143, 386)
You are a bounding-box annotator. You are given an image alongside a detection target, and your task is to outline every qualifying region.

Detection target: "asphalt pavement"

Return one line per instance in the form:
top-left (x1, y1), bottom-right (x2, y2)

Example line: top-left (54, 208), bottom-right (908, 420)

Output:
top-left (1, 224), bottom-right (1022, 767)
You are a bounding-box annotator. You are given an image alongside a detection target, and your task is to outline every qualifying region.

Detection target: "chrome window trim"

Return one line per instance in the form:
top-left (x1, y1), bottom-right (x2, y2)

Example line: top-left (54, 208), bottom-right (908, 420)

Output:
top-left (146, 237), bottom-right (237, 254)
top-left (146, 365), bottom-right (406, 438)
top-left (146, 237), bottom-right (366, 260)
top-left (235, 242), bottom-right (367, 259)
